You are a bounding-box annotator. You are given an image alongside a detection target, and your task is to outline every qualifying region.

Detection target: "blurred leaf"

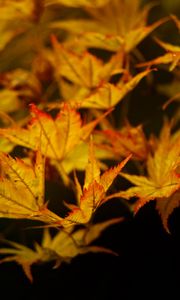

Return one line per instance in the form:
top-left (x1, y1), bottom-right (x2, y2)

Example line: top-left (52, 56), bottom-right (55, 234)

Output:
top-left (52, 0), bottom-right (166, 52)
top-left (0, 216), bottom-right (121, 281)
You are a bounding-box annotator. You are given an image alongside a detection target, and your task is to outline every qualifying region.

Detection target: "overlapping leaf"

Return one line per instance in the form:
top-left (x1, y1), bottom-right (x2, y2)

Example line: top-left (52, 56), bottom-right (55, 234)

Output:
top-left (60, 140), bottom-right (131, 227)
top-left (0, 150), bottom-right (62, 223)
top-left (0, 103), bottom-right (110, 169)
top-left (70, 69), bottom-right (151, 109)
top-left (51, 0), bottom-right (167, 52)
top-left (0, 217), bottom-right (122, 281)
top-left (99, 123), bottom-right (149, 161)
top-left (109, 123), bottom-right (180, 215)
top-left (51, 35), bottom-right (123, 89)
top-left (50, 38), bottom-right (151, 108)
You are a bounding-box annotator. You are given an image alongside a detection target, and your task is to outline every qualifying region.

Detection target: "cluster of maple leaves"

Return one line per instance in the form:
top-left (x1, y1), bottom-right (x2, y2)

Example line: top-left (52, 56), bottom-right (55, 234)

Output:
top-left (0, 0), bottom-right (179, 282)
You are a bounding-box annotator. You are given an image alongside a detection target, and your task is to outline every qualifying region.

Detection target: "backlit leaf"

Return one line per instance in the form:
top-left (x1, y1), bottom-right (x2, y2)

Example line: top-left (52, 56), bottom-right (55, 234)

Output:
top-left (100, 123), bottom-right (149, 160)
top-left (112, 123), bottom-right (180, 213)
top-left (60, 141), bottom-right (131, 227)
top-left (0, 150), bottom-right (62, 223)
top-left (52, 0), bottom-right (167, 52)
top-left (68, 69), bottom-right (151, 109)
top-left (0, 103), bottom-right (108, 161)
top-left (0, 217), bottom-right (122, 281)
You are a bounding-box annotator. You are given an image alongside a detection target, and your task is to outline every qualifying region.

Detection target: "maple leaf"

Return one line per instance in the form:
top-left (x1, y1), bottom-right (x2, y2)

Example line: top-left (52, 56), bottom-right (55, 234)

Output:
top-left (60, 138), bottom-right (115, 174)
top-left (100, 123), bottom-right (149, 161)
top-left (60, 139), bottom-right (131, 227)
top-left (0, 150), bottom-right (62, 224)
top-left (0, 217), bottom-right (122, 281)
top-left (52, 0), bottom-right (167, 52)
top-left (0, 104), bottom-right (110, 179)
top-left (51, 35), bottom-right (123, 89)
top-left (137, 38), bottom-right (180, 71)
top-left (108, 122), bottom-right (180, 213)
top-left (70, 69), bottom-right (151, 109)
top-left (0, 240), bottom-right (42, 282)
top-left (49, 36), bottom-right (152, 109)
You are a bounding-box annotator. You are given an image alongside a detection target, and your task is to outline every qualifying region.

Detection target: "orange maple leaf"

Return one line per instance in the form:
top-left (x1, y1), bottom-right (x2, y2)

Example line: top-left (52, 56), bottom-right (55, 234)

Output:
top-left (107, 123), bottom-right (180, 219)
top-left (60, 139), bottom-right (131, 227)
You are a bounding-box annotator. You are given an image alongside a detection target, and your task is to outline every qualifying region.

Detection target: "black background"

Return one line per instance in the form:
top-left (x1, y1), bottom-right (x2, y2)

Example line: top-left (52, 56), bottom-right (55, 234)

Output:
top-left (0, 1), bottom-right (180, 299)
top-left (0, 203), bottom-right (180, 300)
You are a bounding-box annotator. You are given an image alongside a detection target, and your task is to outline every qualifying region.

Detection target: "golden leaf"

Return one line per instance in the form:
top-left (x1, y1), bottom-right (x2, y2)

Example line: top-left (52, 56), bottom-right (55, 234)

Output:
top-left (60, 140), bottom-right (131, 227)
top-left (0, 150), bottom-right (62, 223)
top-left (0, 217), bottom-right (122, 281)
top-left (0, 103), bottom-right (109, 161)
top-left (68, 69), bottom-right (152, 109)
top-left (51, 0), bottom-right (167, 52)
top-left (110, 123), bottom-right (180, 213)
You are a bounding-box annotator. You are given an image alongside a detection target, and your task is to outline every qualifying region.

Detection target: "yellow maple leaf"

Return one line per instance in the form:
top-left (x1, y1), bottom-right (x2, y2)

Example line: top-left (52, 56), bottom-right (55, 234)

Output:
top-left (51, 36), bottom-right (124, 88)
top-left (60, 139), bottom-right (131, 227)
top-left (0, 104), bottom-right (110, 175)
top-left (70, 69), bottom-right (151, 109)
top-left (51, 0), bottom-right (167, 52)
top-left (109, 122), bottom-right (180, 213)
top-left (0, 217), bottom-right (122, 281)
top-left (49, 36), bottom-right (152, 109)
top-left (0, 150), bottom-right (62, 223)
